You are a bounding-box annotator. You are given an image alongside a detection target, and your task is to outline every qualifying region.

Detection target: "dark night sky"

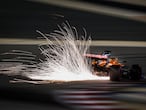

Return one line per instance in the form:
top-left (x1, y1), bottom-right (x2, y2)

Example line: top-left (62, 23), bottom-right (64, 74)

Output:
top-left (0, 0), bottom-right (146, 41)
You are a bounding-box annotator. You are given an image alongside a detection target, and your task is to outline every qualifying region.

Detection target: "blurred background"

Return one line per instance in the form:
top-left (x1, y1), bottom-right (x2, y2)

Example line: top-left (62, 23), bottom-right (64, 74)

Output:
top-left (1, 0), bottom-right (146, 39)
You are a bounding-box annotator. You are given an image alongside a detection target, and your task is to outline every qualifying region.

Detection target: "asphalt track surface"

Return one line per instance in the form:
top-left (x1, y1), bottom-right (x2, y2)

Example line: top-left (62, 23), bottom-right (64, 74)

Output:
top-left (0, 75), bottom-right (146, 110)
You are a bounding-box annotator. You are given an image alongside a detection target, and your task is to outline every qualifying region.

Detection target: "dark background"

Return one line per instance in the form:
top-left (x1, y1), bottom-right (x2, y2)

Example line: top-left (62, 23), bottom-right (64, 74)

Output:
top-left (0, 0), bottom-right (146, 41)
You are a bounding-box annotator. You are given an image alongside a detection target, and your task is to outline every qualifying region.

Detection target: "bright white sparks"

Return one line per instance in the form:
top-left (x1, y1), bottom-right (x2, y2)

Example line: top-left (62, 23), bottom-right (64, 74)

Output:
top-left (0, 22), bottom-right (109, 82)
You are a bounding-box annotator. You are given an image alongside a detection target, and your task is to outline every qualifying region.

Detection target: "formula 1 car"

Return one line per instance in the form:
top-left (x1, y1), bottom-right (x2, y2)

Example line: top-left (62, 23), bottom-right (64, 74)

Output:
top-left (84, 51), bottom-right (142, 81)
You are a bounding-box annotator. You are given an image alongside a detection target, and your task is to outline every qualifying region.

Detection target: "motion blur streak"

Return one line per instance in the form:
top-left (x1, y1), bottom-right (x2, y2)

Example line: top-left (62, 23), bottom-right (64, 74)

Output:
top-left (0, 38), bottom-right (146, 47)
top-left (28, 0), bottom-right (146, 22)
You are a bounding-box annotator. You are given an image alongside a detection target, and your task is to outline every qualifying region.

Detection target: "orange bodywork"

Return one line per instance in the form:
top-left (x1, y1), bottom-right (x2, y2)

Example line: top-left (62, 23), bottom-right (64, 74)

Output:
top-left (87, 54), bottom-right (124, 69)
top-left (106, 58), bottom-right (123, 67)
top-left (92, 60), bottom-right (97, 65)
top-left (98, 60), bottom-right (107, 67)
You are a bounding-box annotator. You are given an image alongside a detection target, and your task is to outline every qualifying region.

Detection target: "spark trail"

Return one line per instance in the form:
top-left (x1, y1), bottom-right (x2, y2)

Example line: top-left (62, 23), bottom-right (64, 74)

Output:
top-left (0, 22), bottom-right (109, 82)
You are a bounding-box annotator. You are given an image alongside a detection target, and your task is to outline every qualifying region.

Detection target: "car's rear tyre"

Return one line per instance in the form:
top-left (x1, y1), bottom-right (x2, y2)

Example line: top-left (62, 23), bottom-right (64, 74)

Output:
top-left (109, 65), bottom-right (121, 81)
top-left (129, 64), bottom-right (142, 80)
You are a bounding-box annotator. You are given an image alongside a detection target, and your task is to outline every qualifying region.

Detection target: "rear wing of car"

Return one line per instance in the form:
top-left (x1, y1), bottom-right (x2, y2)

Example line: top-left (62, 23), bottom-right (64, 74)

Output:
top-left (83, 54), bottom-right (108, 59)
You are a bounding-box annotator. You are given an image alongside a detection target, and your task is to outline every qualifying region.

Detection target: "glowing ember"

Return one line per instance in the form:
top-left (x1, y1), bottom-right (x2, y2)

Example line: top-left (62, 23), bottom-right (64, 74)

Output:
top-left (0, 22), bottom-right (109, 82)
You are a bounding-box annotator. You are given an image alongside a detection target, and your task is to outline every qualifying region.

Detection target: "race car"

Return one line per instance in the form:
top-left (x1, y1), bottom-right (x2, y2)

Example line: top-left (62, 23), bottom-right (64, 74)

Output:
top-left (84, 51), bottom-right (142, 81)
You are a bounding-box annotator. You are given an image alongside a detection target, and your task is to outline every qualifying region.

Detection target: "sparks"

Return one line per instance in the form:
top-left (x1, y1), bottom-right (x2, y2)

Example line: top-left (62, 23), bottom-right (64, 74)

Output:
top-left (0, 22), bottom-right (109, 82)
